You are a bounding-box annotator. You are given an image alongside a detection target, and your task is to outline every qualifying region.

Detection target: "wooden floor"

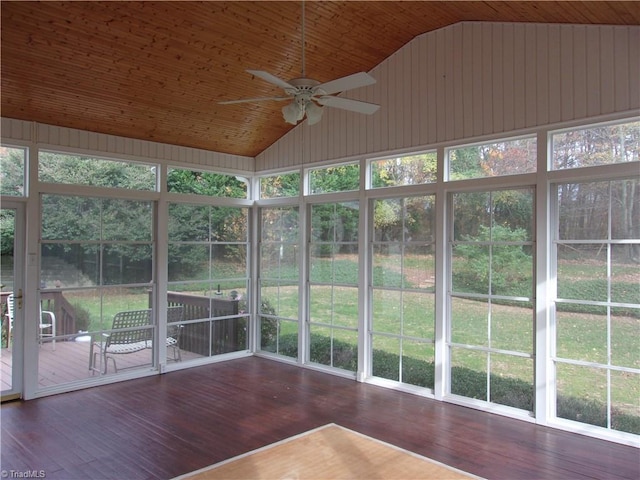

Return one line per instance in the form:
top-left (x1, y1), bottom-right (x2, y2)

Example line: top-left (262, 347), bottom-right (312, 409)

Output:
top-left (1, 357), bottom-right (638, 480)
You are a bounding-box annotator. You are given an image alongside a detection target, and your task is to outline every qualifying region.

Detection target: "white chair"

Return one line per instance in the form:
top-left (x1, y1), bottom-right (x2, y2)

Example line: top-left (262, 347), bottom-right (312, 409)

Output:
top-left (6, 293), bottom-right (57, 350)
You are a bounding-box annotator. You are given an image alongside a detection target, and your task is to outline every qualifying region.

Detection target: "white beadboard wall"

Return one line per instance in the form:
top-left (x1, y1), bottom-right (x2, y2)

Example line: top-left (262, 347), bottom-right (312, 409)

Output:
top-left (256, 22), bottom-right (640, 171)
top-left (0, 118), bottom-right (255, 174)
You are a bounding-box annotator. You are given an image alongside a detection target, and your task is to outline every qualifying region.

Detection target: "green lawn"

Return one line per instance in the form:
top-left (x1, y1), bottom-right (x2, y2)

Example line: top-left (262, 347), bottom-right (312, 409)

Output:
top-left (62, 253), bottom-right (638, 428)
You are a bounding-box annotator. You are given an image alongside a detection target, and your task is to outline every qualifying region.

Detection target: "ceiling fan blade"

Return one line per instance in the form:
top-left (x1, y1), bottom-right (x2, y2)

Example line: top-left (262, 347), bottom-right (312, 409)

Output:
top-left (316, 72), bottom-right (376, 95)
top-left (219, 96), bottom-right (291, 105)
top-left (246, 70), bottom-right (295, 90)
top-left (316, 96), bottom-right (380, 115)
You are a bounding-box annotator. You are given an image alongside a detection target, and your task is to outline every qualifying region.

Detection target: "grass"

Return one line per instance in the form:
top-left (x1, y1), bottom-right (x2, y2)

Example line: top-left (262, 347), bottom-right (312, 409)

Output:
top-left (58, 252), bottom-right (639, 431)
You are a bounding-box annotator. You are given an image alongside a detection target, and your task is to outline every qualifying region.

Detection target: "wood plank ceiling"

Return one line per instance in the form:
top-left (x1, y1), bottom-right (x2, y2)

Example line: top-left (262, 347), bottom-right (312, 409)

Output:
top-left (2, 1), bottom-right (638, 158)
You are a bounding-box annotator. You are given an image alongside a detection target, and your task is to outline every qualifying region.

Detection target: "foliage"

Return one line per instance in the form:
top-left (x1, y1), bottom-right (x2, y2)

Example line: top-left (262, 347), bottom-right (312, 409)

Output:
top-left (276, 332), bottom-right (639, 434)
top-left (72, 303), bottom-right (91, 332)
top-left (371, 153), bottom-right (437, 188)
top-left (453, 224), bottom-right (532, 295)
top-left (0, 209), bottom-right (15, 256)
top-left (309, 164), bottom-right (360, 193)
top-left (167, 168), bottom-right (247, 198)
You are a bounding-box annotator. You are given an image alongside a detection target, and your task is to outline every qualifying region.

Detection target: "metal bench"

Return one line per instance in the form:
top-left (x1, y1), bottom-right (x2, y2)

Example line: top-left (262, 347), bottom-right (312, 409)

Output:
top-left (89, 309), bottom-right (152, 374)
top-left (89, 307), bottom-right (185, 374)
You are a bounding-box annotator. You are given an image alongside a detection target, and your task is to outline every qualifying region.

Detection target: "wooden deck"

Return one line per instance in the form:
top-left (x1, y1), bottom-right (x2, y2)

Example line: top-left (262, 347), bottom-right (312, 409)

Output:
top-left (1, 357), bottom-right (638, 480)
top-left (1, 340), bottom-right (203, 390)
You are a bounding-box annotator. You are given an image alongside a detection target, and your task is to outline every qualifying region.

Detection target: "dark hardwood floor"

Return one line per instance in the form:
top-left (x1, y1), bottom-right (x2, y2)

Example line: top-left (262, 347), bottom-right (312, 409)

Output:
top-left (1, 357), bottom-right (638, 480)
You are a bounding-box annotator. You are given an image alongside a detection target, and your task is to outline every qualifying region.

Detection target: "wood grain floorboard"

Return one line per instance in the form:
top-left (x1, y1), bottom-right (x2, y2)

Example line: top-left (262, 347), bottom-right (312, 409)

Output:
top-left (1, 357), bottom-right (638, 480)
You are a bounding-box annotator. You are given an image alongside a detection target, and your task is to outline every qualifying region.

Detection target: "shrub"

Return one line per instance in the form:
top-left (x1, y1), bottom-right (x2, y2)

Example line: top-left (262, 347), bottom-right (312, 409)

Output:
top-left (72, 303), bottom-right (91, 332)
top-left (277, 333), bottom-right (639, 435)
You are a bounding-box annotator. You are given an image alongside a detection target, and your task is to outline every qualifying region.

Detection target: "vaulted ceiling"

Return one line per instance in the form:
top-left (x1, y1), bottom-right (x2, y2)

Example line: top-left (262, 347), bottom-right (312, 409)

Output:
top-left (2, 1), bottom-right (638, 157)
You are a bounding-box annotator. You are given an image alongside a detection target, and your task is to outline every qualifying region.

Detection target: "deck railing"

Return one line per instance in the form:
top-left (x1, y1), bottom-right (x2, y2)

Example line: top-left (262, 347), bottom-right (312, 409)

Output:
top-left (154, 291), bottom-right (242, 356)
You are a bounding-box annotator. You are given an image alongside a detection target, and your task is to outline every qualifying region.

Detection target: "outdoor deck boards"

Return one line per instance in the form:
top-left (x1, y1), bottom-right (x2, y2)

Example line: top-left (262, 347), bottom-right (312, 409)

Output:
top-left (1, 341), bottom-right (203, 388)
top-left (1, 357), bottom-right (638, 480)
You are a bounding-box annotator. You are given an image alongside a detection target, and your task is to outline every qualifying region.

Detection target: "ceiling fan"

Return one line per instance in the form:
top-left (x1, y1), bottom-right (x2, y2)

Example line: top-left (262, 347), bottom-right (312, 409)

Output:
top-left (219, 1), bottom-right (380, 125)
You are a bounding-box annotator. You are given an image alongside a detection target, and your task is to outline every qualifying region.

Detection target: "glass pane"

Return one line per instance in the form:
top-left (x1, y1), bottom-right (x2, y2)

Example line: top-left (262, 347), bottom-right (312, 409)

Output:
top-left (260, 172), bottom-right (300, 198)
top-left (333, 287), bottom-right (358, 328)
top-left (372, 336), bottom-right (401, 381)
top-left (167, 168), bottom-right (247, 198)
top-left (261, 207), bottom-right (299, 241)
top-left (402, 291), bottom-right (434, 339)
top-left (490, 354), bottom-right (533, 411)
top-left (309, 245), bottom-right (336, 283)
top-left (405, 196), bottom-right (436, 242)
top-left (492, 189), bottom-right (534, 241)
top-left (491, 245), bottom-right (532, 297)
top-left (370, 151), bottom-right (437, 188)
top-left (557, 244), bottom-right (607, 301)
top-left (261, 244), bottom-right (299, 280)
top-left (168, 244), bottom-right (209, 282)
top-left (212, 245), bottom-right (246, 278)
top-left (611, 245), bottom-right (640, 305)
top-left (611, 307), bottom-right (640, 369)
top-left (491, 302), bottom-right (533, 353)
top-left (261, 317), bottom-right (298, 358)
top-left (453, 192), bottom-right (491, 241)
top-left (0, 146), bottom-right (26, 196)
top-left (557, 182), bottom-right (609, 240)
top-left (555, 308), bottom-right (607, 363)
top-left (448, 136), bottom-right (536, 180)
top-left (101, 199), bottom-right (152, 241)
top-left (402, 340), bottom-right (434, 388)
top-left (556, 363), bottom-right (607, 428)
top-left (452, 244), bottom-right (490, 295)
top-left (260, 281), bottom-right (298, 319)
top-left (451, 347), bottom-right (487, 400)
top-left (451, 297), bottom-right (488, 346)
top-left (102, 244), bottom-right (152, 285)
top-left (41, 244), bottom-right (100, 288)
top-left (41, 195), bottom-right (101, 241)
top-left (309, 164), bottom-right (360, 194)
top-left (372, 246), bottom-right (402, 288)
top-left (372, 289), bottom-right (401, 334)
top-left (373, 198), bottom-right (403, 241)
top-left (611, 179), bottom-right (640, 240)
top-left (552, 120), bottom-right (640, 170)
top-left (39, 151), bottom-right (156, 190)
top-left (212, 207), bottom-right (247, 242)
top-left (611, 370), bottom-right (640, 435)
top-left (168, 204), bottom-right (210, 241)
top-left (311, 202), bottom-right (359, 243)
top-left (309, 285), bottom-right (332, 324)
top-left (333, 330), bottom-right (358, 372)
top-left (404, 245), bottom-right (435, 291)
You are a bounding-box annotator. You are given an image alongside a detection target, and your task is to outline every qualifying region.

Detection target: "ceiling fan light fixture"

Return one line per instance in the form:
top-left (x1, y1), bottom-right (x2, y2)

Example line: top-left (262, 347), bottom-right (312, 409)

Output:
top-left (305, 100), bottom-right (323, 125)
top-left (282, 101), bottom-right (303, 125)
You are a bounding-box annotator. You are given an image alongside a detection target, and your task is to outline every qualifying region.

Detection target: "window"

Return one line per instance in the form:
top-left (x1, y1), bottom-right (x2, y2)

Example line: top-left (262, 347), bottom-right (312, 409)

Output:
top-left (370, 195), bottom-right (436, 387)
top-left (447, 136), bottom-right (536, 180)
top-left (551, 120), bottom-right (640, 170)
top-left (308, 163), bottom-right (360, 194)
top-left (553, 179), bottom-right (639, 434)
top-left (369, 151), bottom-right (437, 188)
top-left (308, 202), bottom-right (359, 371)
top-left (259, 172), bottom-right (300, 198)
top-left (168, 167), bottom-right (248, 198)
top-left (40, 194), bottom-right (154, 380)
top-left (449, 188), bottom-right (535, 410)
top-left (259, 206), bottom-right (300, 358)
top-left (39, 151), bottom-right (157, 190)
top-left (0, 146), bottom-right (26, 196)
top-left (168, 203), bottom-right (249, 358)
